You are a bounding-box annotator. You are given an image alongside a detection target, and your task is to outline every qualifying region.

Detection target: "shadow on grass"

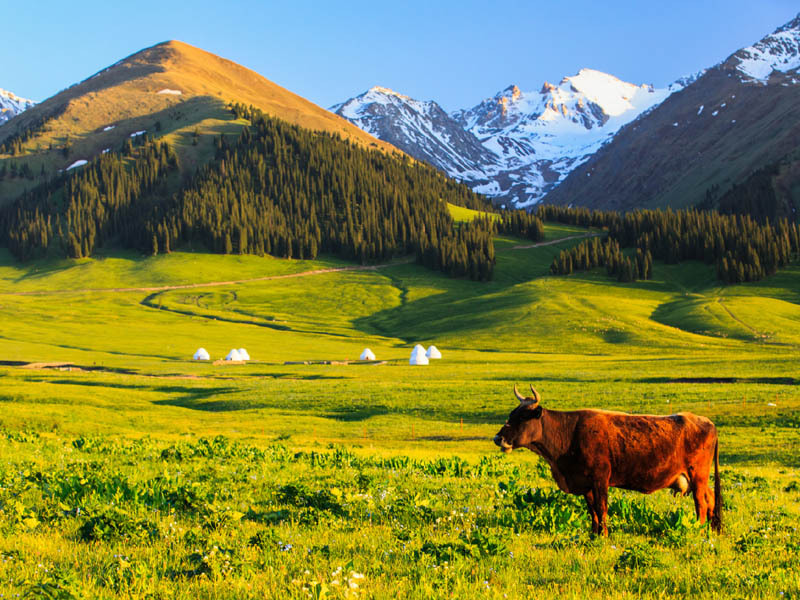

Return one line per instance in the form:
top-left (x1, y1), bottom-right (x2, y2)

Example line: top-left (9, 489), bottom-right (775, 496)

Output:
top-left (416, 435), bottom-right (491, 442)
top-left (324, 406), bottom-right (391, 422)
top-left (259, 373), bottom-right (347, 381)
top-left (142, 291), bottom-right (358, 340)
top-left (639, 376), bottom-right (799, 385)
top-left (44, 377), bottom-right (242, 410)
top-left (44, 340), bottom-right (178, 362)
top-left (141, 292), bottom-right (294, 331)
top-left (153, 397), bottom-right (247, 412)
top-left (489, 374), bottom-right (799, 385)
top-left (487, 375), bottom-right (602, 383)
top-left (46, 378), bottom-right (228, 394)
top-left (721, 449), bottom-right (800, 468)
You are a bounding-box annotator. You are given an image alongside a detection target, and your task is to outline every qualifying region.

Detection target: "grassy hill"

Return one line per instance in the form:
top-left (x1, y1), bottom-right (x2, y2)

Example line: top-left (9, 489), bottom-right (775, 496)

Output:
top-left (0, 224), bottom-right (798, 598)
top-left (0, 40), bottom-right (399, 205)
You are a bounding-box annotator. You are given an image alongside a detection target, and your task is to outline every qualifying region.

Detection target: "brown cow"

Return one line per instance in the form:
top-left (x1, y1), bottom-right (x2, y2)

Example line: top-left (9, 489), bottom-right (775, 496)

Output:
top-left (493, 385), bottom-right (722, 536)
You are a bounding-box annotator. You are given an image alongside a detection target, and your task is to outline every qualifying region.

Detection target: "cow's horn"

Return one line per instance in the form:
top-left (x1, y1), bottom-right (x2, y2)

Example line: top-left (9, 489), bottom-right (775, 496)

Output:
top-left (529, 385), bottom-right (541, 405)
top-left (513, 384), bottom-right (527, 403)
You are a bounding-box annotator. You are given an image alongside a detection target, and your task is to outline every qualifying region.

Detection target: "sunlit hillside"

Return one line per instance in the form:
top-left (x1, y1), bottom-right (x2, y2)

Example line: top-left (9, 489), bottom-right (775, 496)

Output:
top-left (0, 40), bottom-right (398, 204)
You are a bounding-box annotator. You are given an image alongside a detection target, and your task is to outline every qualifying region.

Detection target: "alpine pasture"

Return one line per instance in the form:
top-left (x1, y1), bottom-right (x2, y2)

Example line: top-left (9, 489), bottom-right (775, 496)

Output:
top-left (0, 220), bottom-right (798, 599)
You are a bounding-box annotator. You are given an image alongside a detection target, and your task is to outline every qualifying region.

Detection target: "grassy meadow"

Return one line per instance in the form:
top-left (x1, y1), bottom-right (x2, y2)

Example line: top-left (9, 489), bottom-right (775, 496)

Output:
top-left (0, 221), bottom-right (799, 598)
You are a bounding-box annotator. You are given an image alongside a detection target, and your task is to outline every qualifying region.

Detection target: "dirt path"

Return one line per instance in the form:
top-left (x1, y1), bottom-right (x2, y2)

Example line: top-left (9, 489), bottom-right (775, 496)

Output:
top-left (716, 296), bottom-right (760, 335)
top-left (3, 259), bottom-right (415, 297)
top-left (509, 232), bottom-right (601, 250)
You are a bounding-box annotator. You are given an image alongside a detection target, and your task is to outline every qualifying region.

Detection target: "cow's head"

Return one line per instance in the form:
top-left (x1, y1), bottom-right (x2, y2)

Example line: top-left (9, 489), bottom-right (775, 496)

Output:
top-left (493, 384), bottom-right (543, 453)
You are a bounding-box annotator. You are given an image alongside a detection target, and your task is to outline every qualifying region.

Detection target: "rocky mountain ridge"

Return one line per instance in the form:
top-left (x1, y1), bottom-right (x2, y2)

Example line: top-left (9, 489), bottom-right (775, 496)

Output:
top-left (334, 69), bottom-right (684, 208)
top-left (0, 88), bottom-right (35, 125)
top-left (543, 12), bottom-right (800, 212)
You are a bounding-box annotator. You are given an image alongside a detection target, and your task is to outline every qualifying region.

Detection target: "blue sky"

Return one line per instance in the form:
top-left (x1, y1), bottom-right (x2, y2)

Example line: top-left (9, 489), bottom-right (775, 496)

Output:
top-left (4, 0), bottom-right (798, 111)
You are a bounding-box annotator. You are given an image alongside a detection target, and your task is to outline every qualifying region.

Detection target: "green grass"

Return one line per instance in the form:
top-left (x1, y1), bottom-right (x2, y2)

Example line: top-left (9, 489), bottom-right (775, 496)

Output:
top-left (446, 202), bottom-right (498, 222)
top-left (0, 224), bottom-right (799, 598)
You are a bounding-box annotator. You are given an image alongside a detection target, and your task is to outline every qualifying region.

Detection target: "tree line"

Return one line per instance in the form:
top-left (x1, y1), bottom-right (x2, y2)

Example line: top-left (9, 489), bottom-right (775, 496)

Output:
top-left (551, 236), bottom-right (653, 282)
top-left (0, 104), bottom-right (546, 282)
top-left (1, 140), bottom-right (177, 260)
top-left (539, 205), bottom-right (800, 284)
top-left (146, 105), bottom-right (500, 279)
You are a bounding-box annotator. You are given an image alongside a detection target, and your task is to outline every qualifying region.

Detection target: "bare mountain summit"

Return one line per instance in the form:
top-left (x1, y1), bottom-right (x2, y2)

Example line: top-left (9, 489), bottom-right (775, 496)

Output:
top-left (0, 41), bottom-right (400, 205)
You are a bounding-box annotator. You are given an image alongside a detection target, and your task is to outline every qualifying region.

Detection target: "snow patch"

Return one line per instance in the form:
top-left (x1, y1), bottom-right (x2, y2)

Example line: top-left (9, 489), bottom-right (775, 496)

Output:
top-left (697, 105), bottom-right (704, 115)
top-left (66, 159), bottom-right (88, 170)
top-left (712, 110), bottom-right (719, 117)
top-left (157, 88), bottom-right (182, 95)
top-left (102, 148), bottom-right (111, 154)
top-left (130, 130), bottom-right (146, 138)
top-left (735, 17), bottom-right (800, 84)
top-left (103, 125), bottom-right (115, 131)
top-left (472, 181), bottom-right (501, 195)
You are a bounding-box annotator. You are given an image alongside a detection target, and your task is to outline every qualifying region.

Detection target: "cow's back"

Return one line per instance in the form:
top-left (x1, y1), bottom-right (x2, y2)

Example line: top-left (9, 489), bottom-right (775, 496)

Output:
top-left (572, 410), bottom-right (716, 494)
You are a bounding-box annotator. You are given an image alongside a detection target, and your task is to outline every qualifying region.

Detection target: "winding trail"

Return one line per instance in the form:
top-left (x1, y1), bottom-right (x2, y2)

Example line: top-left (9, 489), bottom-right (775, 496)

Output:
top-left (716, 296), bottom-right (760, 335)
top-left (3, 259), bottom-right (415, 297)
top-left (3, 233), bottom-right (593, 297)
top-left (509, 232), bottom-right (601, 250)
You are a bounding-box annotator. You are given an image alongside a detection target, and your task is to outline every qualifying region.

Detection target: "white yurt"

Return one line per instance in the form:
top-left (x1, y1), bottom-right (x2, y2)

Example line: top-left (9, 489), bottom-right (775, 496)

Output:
top-left (409, 344), bottom-right (429, 365)
top-left (193, 347), bottom-right (210, 361)
top-left (237, 348), bottom-right (251, 361)
top-left (225, 349), bottom-right (243, 361)
top-left (426, 345), bottom-right (442, 359)
top-left (360, 348), bottom-right (376, 361)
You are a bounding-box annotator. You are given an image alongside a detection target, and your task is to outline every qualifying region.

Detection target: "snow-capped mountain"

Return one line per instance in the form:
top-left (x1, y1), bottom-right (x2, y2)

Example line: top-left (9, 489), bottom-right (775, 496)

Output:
top-left (331, 87), bottom-right (498, 177)
top-left (333, 70), bottom-right (684, 207)
top-left (454, 69), bottom-right (684, 205)
top-left (544, 12), bottom-right (800, 213)
top-left (731, 13), bottom-right (800, 84)
top-left (0, 88), bottom-right (35, 125)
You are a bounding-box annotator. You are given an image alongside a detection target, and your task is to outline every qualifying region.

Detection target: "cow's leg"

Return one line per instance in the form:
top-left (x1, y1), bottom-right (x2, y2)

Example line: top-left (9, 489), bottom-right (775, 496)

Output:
top-left (690, 462), bottom-right (714, 525)
top-left (591, 483), bottom-right (610, 537)
top-left (584, 490), bottom-right (599, 535)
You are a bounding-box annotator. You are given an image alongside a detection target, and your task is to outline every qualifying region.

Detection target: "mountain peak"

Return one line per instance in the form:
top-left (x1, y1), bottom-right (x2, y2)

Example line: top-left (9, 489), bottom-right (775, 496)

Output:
top-left (367, 86), bottom-right (411, 100)
top-left (0, 88), bottom-right (35, 125)
top-left (543, 12), bottom-right (800, 213)
top-left (330, 85), bottom-right (497, 177)
top-left (540, 81), bottom-right (556, 94)
top-left (774, 12), bottom-right (800, 34)
top-left (1, 40), bottom-right (399, 162)
top-left (338, 66), bottom-right (681, 208)
top-left (732, 12), bottom-right (800, 84)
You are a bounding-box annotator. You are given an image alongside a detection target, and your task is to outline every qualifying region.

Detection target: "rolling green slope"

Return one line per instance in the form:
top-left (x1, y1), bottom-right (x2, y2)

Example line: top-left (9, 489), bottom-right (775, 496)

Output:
top-left (1, 224), bottom-right (799, 598)
top-left (1, 223), bottom-right (798, 366)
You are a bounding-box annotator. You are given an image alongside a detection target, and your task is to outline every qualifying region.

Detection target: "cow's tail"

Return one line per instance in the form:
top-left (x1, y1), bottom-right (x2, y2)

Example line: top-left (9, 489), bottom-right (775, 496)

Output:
top-left (711, 435), bottom-right (722, 533)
